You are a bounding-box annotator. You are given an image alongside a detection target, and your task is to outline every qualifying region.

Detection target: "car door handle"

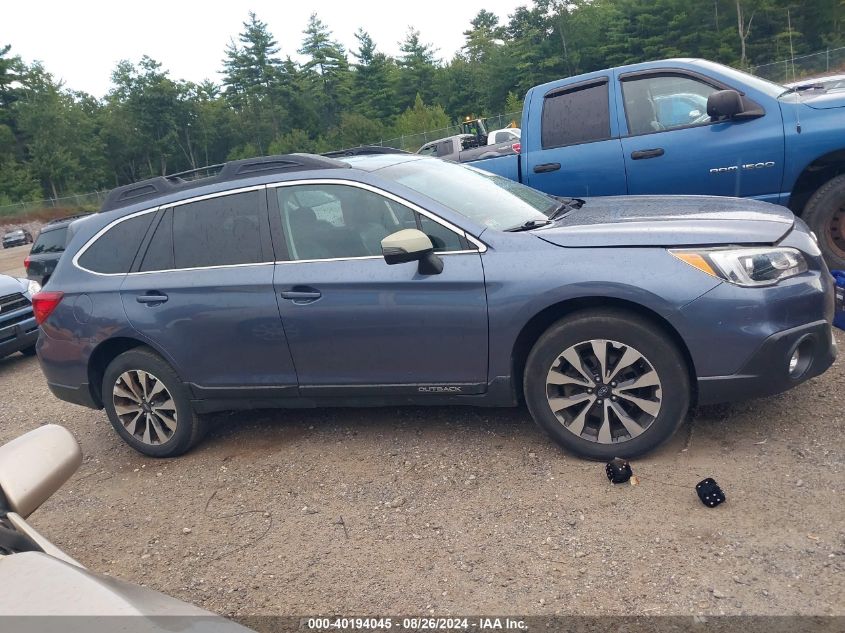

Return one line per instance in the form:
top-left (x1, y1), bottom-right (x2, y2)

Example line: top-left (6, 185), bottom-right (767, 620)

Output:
top-left (280, 289), bottom-right (322, 303)
top-left (136, 293), bottom-right (168, 304)
top-left (630, 148), bottom-right (665, 160)
top-left (533, 162), bottom-right (561, 173)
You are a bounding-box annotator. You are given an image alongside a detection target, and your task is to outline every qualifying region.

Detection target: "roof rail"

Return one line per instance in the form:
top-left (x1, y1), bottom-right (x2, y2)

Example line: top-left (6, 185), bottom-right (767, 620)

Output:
top-left (322, 145), bottom-right (409, 158)
top-left (99, 154), bottom-right (349, 213)
top-left (44, 212), bottom-right (94, 226)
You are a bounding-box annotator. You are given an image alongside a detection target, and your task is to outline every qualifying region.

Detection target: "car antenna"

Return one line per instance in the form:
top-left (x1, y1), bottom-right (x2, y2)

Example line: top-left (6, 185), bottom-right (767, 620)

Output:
top-left (788, 8), bottom-right (802, 133)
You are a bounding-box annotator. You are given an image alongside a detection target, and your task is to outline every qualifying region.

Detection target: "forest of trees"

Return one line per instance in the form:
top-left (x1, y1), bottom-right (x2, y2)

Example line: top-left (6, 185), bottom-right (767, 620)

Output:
top-left (0, 0), bottom-right (842, 205)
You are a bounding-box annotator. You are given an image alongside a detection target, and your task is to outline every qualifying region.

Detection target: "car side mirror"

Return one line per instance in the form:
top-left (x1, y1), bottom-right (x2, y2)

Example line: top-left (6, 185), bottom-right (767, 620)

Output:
top-left (0, 425), bottom-right (81, 518)
top-left (381, 229), bottom-right (444, 275)
top-left (706, 89), bottom-right (744, 119)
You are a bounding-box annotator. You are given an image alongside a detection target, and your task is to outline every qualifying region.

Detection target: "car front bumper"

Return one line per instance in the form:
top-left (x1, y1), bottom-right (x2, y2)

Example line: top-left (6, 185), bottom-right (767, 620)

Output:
top-left (0, 314), bottom-right (38, 358)
top-left (696, 319), bottom-right (837, 405)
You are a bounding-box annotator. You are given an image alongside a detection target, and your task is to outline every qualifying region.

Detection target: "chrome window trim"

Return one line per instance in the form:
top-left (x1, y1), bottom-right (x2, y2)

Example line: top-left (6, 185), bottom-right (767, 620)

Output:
top-left (72, 185), bottom-right (267, 277)
top-left (73, 181), bottom-right (490, 277)
top-left (127, 262), bottom-right (273, 276)
top-left (274, 250), bottom-right (480, 265)
top-left (267, 178), bottom-right (489, 254)
top-left (72, 206), bottom-right (160, 277)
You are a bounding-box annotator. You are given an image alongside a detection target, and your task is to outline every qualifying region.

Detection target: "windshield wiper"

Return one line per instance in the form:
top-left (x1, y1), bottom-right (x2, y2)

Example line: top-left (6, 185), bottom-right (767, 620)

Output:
top-left (504, 219), bottom-right (553, 232)
top-left (548, 197), bottom-right (585, 221)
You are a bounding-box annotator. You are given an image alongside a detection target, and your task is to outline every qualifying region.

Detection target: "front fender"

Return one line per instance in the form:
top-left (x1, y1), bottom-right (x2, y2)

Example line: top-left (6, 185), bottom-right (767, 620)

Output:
top-left (482, 236), bottom-right (722, 380)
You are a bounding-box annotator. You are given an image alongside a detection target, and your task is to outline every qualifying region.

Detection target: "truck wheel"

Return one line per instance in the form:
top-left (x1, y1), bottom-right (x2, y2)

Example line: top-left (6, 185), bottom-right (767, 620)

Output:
top-left (102, 347), bottom-right (206, 457)
top-left (523, 310), bottom-right (690, 460)
top-left (803, 174), bottom-right (845, 270)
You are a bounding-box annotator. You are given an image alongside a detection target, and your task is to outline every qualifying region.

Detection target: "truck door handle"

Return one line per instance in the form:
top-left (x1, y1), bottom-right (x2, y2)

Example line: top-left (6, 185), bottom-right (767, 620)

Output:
top-left (630, 148), bottom-right (665, 160)
top-left (533, 162), bottom-right (561, 173)
top-left (280, 288), bottom-right (322, 303)
top-left (136, 293), bottom-right (168, 304)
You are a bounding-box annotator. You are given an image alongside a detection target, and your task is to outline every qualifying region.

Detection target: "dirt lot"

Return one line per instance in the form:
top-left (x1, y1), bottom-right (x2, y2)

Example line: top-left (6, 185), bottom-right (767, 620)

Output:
top-left (0, 250), bottom-right (843, 620)
top-left (0, 243), bottom-right (28, 278)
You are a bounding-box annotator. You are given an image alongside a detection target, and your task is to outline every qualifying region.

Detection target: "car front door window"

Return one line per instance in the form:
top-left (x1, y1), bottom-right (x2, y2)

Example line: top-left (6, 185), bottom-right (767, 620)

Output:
top-left (275, 184), bottom-right (468, 260)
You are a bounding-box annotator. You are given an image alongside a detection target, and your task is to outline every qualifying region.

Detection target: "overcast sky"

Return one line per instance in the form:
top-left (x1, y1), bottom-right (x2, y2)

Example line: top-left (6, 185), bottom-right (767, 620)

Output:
top-left (2, 0), bottom-right (527, 97)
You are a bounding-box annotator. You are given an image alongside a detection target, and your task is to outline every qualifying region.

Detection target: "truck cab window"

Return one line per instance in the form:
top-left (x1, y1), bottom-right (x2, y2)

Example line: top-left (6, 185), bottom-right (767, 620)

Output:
top-left (622, 75), bottom-right (717, 135)
top-left (541, 81), bottom-right (611, 149)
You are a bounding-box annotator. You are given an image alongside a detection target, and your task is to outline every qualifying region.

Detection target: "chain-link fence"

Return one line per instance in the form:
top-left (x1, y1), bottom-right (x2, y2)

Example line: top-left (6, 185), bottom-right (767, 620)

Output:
top-left (0, 191), bottom-right (106, 221)
top-left (749, 47), bottom-right (845, 84)
top-left (365, 111), bottom-right (522, 152)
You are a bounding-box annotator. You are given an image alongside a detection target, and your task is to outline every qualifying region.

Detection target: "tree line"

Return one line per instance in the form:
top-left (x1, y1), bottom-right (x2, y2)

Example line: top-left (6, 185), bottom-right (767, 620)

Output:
top-left (0, 0), bottom-right (841, 204)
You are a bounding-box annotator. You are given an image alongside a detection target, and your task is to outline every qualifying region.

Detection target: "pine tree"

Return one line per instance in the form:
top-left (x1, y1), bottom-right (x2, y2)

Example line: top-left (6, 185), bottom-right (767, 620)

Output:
top-left (351, 29), bottom-right (398, 120)
top-left (398, 29), bottom-right (439, 109)
top-left (299, 13), bottom-right (350, 126)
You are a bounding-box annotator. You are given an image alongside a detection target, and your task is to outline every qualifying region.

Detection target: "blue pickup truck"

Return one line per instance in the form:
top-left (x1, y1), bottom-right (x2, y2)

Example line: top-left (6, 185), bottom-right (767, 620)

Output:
top-left (473, 58), bottom-right (845, 268)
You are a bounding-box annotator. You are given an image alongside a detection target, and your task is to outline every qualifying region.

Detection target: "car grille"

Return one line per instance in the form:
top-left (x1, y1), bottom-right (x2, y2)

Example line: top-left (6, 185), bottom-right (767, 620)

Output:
top-left (0, 293), bottom-right (30, 314)
top-left (0, 293), bottom-right (32, 328)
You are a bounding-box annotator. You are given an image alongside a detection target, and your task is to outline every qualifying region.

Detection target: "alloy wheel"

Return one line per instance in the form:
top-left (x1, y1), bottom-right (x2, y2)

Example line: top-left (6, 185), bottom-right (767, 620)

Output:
top-left (545, 339), bottom-right (662, 444)
top-left (112, 370), bottom-right (178, 445)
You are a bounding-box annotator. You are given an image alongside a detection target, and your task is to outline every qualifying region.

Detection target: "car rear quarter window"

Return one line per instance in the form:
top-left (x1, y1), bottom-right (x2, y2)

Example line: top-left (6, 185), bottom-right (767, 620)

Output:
top-left (31, 227), bottom-right (68, 254)
top-left (171, 190), bottom-right (264, 269)
top-left (541, 80), bottom-right (611, 149)
top-left (77, 212), bottom-right (156, 274)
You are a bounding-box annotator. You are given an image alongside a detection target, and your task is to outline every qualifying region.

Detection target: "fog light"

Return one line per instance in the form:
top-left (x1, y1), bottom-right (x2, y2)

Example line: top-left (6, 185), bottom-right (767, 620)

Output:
top-left (788, 338), bottom-right (814, 380)
top-left (789, 349), bottom-right (800, 375)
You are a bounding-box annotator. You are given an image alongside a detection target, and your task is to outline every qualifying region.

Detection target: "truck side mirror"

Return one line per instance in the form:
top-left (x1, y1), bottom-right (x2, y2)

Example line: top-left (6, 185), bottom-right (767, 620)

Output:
top-left (706, 90), bottom-right (743, 119)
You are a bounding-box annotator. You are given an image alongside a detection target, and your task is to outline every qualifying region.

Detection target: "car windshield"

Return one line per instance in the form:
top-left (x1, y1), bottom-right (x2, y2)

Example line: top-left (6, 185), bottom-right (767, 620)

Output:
top-left (375, 159), bottom-right (557, 231)
top-left (30, 226), bottom-right (68, 254)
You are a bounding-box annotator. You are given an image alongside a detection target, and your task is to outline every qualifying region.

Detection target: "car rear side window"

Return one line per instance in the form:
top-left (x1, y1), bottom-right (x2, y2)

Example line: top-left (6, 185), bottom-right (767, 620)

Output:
top-left (31, 227), bottom-right (68, 254)
top-left (541, 80), bottom-right (610, 148)
top-left (140, 209), bottom-right (174, 272)
top-left (77, 213), bottom-right (156, 274)
top-left (171, 191), bottom-right (264, 269)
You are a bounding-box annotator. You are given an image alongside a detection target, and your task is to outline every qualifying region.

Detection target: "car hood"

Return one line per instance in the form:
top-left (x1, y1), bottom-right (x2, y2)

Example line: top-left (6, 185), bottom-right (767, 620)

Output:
top-left (800, 90), bottom-right (845, 109)
top-left (0, 274), bottom-right (27, 295)
top-left (0, 551), bottom-right (251, 626)
top-left (534, 195), bottom-right (794, 248)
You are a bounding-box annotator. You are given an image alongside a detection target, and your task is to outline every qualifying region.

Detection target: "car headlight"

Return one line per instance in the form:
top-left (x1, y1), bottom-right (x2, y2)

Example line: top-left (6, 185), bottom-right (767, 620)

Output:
top-left (669, 247), bottom-right (808, 287)
top-left (26, 279), bottom-right (41, 296)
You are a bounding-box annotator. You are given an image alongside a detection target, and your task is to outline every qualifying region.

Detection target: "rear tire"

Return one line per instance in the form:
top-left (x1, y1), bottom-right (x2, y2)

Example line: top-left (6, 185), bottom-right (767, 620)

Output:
top-left (523, 309), bottom-right (690, 460)
top-left (803, 174), bottom-right (845, 270)
top-left (102, 347), bottom-right (206, 457)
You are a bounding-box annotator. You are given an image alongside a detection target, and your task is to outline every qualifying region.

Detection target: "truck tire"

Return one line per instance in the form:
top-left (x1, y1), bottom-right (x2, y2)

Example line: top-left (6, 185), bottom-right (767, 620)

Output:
top-left (523, 309), bottom-right (690, 460)
top-left (102, 347), bottom-right (206, 457)
top-left (802, 174), bottom-right (845, 270)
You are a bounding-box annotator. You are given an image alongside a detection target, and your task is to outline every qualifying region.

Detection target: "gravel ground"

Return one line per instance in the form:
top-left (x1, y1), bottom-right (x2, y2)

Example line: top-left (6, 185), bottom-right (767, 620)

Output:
top-left (0, 243), bottom-right (28, 278)
top-left (0, 249), bottom-right (843, 619)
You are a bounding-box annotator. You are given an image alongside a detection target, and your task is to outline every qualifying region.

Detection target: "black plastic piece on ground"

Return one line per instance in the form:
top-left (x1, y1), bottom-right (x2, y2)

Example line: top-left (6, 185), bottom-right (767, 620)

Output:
top-left (605, 457), bottom-right (633, 484)
top-left (696, 478), bottom-right (725, 507)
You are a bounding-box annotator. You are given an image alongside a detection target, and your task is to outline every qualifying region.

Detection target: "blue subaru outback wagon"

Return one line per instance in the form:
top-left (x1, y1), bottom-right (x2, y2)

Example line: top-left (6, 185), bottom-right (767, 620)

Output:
top-left (33, 153), bottom-right (837, 458)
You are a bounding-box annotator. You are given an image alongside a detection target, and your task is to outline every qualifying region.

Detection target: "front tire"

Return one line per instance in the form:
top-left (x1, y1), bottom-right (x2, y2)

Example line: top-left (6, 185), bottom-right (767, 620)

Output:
top-left (524, 310), bottom-right (690, 460)
top-left (19, 345), bottom-right (37, 357)
top-left (803, 174), bottom-right (845, 270)
top-left (102, 347), bottom-right (205, 457)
